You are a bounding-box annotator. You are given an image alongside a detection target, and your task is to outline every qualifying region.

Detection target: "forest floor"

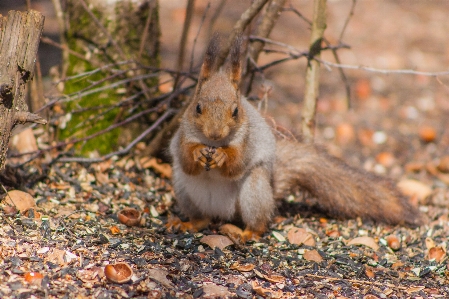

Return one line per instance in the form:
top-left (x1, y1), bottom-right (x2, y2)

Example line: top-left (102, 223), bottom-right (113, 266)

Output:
top-left (1, 1), bottom-right (449, 298)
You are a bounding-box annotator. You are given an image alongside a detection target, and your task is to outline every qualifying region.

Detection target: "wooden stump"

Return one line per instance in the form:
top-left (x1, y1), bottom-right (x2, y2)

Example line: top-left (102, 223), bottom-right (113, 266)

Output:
top-left (0, 10), bottom-right (46, 171)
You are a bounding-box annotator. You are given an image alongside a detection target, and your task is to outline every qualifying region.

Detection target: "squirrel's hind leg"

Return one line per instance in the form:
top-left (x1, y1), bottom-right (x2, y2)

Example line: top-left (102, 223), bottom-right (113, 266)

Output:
top-left (238, 165), bottom-right (275, 241)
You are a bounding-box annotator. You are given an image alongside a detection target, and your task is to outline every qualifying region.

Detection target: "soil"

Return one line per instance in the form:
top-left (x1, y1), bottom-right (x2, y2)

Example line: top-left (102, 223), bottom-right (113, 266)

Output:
top-left (1, 1), bottom-right (449, 298)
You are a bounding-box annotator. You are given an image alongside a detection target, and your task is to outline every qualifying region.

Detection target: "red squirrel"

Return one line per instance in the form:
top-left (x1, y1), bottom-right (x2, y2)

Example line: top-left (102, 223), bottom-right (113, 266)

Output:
top-left (167, 34), bottom-right (421, 241)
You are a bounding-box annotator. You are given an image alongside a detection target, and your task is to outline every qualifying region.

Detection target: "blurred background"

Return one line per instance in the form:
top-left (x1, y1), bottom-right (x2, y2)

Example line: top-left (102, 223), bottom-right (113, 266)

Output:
top-left (2, 0), bottom-right (449, 176)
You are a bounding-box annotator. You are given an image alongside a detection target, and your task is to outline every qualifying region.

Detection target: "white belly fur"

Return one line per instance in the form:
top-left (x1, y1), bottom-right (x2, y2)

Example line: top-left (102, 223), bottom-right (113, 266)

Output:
top-left (182, 169), bottom-right (239, 220)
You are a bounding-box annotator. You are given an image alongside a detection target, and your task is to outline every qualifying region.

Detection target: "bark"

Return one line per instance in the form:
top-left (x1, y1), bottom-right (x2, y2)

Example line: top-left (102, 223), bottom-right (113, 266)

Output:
top-left (0, 10), bottom-right (46, 171)
top-left (301, 0), bottom-right (327, 142)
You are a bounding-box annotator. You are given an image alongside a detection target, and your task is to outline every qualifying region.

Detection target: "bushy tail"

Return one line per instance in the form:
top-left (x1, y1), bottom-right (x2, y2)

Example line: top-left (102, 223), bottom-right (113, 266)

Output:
top-left (273, 140), bottom-right (421, 226)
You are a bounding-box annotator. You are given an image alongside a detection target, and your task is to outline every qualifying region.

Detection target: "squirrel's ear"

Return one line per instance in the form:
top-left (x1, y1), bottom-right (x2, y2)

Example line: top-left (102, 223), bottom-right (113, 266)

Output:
top-left (229, 34), bottom-right (243, 89)
top-left (199, 33), bottom-right (220, 82)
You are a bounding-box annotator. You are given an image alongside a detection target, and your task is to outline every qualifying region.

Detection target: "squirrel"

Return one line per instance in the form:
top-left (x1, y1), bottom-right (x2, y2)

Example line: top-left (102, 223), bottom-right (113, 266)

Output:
top-left (167, 34), bottom-right (421, 241)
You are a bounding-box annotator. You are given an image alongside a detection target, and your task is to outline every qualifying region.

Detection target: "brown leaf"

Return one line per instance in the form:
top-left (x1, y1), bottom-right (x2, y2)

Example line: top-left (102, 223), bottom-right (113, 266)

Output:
top-left (77, 268), bottom-right (101, 283)
top-left (425, 237), bottom-right (435, 250)
top-left (364, 266), bottom-right (375, 279)
top-left (347, 236), bottom-right (379, 251)
top-left (287, 227), bottom-right (315, 246)
top-left (427, 246), bottom-right (446, 263)
top-left (47, 248), bottom-right (66, 266)
top-left (397, 179), bottom-right (432, 201)
top-left (230, 262), bottom-right (255, 272)
top-left (202, 283), bottom-right (230, 298)
top-left (251, 281), bottom-right (282, 298)
top-left (201, 235), bottom-right (233, 250)
top-left (4, 190), bottom-right (36, 213)
top-left (303, 249), bottom-right (323, 263)
top-left (406, 286), bottom-right (425, 294)
top-left (148, 268), bottom-right (173, 288)
top-left (140, 157), bottom-right (172, 178)
top-left (263, 273), bottom-right (285, 284)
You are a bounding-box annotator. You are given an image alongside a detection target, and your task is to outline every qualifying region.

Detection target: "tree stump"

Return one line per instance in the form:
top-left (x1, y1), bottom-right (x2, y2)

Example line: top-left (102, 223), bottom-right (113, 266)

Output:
top-left (0, 10), bottom-right (46, 171)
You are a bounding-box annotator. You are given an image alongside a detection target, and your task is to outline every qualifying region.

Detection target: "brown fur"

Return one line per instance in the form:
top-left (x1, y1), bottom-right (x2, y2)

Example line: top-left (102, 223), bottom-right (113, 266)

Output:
top-left (273, 140), bottom-right (421, 226)
top-left (168, 34), bottom-right (421, 242)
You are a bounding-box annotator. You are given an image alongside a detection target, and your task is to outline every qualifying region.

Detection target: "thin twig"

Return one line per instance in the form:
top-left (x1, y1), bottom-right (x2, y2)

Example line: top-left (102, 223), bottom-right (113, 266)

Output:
top-left (57, 109), bottom-right (175, 163)
top-left (175, 0), bottom-right (196, 88)
top-left (189, 2), bottom-right (211, 73)
top-left (338, 0), bottom-right (357, 41)
top-left (217, 0), bottom-right (270, 67)
top-left (316, 59), bottom-right (449, 77)
top-left (78, 0), bottom-right (127, 60)
top-left (207, 0), bottom-right (226, 40)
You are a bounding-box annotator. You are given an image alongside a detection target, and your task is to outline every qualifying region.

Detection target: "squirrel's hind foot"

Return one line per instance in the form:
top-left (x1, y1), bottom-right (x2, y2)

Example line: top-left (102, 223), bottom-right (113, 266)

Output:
top-left (165, 216), bottom-right (210, 233)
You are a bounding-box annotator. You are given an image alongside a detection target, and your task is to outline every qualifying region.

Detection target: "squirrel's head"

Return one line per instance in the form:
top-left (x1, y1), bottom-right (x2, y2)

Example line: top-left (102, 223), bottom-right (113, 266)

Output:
top-left (189, 33), bottom-right (245, 142)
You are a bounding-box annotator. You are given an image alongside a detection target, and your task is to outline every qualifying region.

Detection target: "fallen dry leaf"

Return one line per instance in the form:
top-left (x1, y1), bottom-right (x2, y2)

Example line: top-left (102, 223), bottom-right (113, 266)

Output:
top-left (230, 262), bottom-right (255, 272)
top-left (110, 226), bottom-right (121, 234)
top-left (47, 248), bottom-right (66, 266)
top-left (365, 267), bottom-right (376, 279)
top-left (263, 273), bottom-right (285, 284)
top-left (427, 246), bottom-right (446, 263)
top-left (202, 283), bottom-right (231, 298)
top-left (347, 236), bottom-right (379, 251)
top-left (287, 227), bottom-right (315, 246)
top-left (140, 157), bottom-right (172, 178)
top-left (4, 190), bottom-right (36, 213)
top-left (251, 281), bottom-right (282, 298)
top-left (397, 179), bottom-right (432, 201)
top-left (406, 286), bottom-right (425, 294)
top-left (271, 231), bottom-right (286, 242)
top-left (303, 249), bottom-right (323, 263)
top-left (148, 268), bottom-right (174, 288)
top-left (425, 237), bottom-right (435, 250)
top-left (200, 235), bottom-right (233, 250)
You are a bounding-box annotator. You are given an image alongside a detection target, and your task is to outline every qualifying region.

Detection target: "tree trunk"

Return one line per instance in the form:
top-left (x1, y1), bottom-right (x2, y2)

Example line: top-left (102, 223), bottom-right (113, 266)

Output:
top-left (0, 10), bottom-right (46, 171)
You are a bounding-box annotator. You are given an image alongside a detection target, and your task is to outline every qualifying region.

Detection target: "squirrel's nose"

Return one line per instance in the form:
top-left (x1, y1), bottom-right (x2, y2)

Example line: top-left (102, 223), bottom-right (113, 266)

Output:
top-left (208, 132), bottom-right (222, 140)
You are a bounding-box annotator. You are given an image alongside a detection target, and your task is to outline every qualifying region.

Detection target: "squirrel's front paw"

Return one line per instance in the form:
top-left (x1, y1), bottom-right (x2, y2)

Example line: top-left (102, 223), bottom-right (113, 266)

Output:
top-left (207, 147), bottom-right (227, 169)
top-left (193, 146), bottom-right (227, 171)
top-left (193, 146), bottom-right (212, 169)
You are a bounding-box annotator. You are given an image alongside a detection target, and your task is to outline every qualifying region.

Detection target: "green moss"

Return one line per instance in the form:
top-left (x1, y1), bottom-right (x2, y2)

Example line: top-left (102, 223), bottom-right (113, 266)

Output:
top-left (59, 0), bottom-right (161, 156)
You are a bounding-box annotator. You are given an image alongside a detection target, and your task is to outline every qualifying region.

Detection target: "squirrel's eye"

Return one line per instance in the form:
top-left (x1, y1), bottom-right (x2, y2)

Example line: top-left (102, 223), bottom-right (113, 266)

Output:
top-left (232, 107), bottom-right (239, 118)
top-left (196, 103), bottom-right (202, 114)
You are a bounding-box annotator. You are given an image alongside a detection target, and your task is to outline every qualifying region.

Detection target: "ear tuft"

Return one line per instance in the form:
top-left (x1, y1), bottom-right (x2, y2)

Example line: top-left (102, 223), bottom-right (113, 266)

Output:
top-left (199, 33), bottom-right (221, 82)
top-left (229, 34), bottom-right (243, 89)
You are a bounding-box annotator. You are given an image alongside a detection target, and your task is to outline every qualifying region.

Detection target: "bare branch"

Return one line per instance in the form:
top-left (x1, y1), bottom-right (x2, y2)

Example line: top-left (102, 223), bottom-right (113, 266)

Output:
top-left (175, 0), bottom-right (196, 88)
top-left (316, 59), bottom-right (449, 77)
top-left (217, 0), bottom-right (270, 67)
top-left (301, 0), bottom-right (327, 142)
